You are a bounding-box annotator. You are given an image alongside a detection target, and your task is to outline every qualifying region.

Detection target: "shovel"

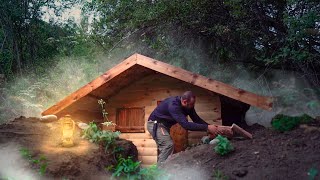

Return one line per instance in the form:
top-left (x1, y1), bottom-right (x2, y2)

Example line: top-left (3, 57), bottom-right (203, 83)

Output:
top-left (208, 124), bottom-right (253, 139)
top-left (231, 123), bottom-right (253, 139)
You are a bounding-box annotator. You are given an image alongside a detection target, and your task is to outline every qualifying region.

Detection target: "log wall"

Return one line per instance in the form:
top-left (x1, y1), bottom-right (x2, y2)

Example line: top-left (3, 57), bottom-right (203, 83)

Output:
top-left (100, 73), bottom-right (221, 166)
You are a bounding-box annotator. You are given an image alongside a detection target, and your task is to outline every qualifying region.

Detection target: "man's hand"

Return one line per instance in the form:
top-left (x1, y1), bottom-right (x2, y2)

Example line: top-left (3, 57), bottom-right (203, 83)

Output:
top-left (208, 125), bottom-right (221, 136)
top-left (208, 124), bottom-right (233, 138)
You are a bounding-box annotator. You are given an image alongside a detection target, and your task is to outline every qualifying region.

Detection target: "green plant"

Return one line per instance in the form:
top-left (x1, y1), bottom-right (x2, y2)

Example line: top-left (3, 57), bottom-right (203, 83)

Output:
top-left (99, 130), bottom-right (121, 151)
top-left (271, 114), bottom-right (313, 132)
top-left (112, 156), bottom-right (141, 179)
top-left (212, 169), bottom-right (228, 180)
top-left (0, 177), bottom-right (15, 180)
top-left (214, 135), bottom-right (234, 156)
top-left (308, 167), bottom-right (318, 180)
top-left (39, 162), bottom-right (48, 176)
top-left (81, 122), bottom-right (120, 150)
top-left (19, 148), bottom-right (48, 176)
top-left (138, 164), bottom-right (169, 180)
top-left (19, 148), bottom-right (32, 160)
top-left (108, 160), bottom-right (170, 180)
top-left (82, 122), bottom-right (100, 142)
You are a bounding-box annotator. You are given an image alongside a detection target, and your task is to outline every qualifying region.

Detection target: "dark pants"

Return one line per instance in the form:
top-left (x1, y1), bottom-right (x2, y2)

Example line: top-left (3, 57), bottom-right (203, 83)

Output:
top-left (147, 121), bottom-right (174, 164)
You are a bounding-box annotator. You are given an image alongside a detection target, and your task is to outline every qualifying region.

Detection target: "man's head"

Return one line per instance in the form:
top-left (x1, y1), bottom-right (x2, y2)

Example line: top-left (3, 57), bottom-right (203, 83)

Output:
top-left (180, 91), bottom-right (196, 109)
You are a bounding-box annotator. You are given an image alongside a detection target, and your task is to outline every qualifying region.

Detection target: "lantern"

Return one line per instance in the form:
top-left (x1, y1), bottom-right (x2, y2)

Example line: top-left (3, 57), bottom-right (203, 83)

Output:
top-left (60, 115), bottom-right (75, 147)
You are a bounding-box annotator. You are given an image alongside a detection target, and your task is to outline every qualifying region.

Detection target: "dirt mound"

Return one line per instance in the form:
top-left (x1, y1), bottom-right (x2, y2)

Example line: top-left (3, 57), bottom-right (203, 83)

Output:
top-left (160, 122), bottom-right (320, 180)
top-left (0, 116), bottom-right (137, 179)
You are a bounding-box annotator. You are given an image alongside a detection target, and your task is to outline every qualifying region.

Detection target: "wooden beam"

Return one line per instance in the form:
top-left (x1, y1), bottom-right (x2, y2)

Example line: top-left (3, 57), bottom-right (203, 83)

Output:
top-left (42, 54), bottom-right (138, 115)
top-left (87, 94), bottom-right (106, 101)
top-left (136, 54), bottom-right (273, 110)
top-left (42, 53), bottom-right (273, 117)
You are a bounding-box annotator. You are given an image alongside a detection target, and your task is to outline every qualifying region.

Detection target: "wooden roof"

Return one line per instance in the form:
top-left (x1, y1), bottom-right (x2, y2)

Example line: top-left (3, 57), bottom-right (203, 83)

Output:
top-left (42, 53), bottom-right (273, 116)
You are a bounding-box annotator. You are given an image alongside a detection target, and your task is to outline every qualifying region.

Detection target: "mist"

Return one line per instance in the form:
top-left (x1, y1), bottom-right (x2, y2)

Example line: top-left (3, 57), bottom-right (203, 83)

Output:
top-left (0, 143), bottom-right (39, 180)
top-left (0, 26), bottom-right (319, 127)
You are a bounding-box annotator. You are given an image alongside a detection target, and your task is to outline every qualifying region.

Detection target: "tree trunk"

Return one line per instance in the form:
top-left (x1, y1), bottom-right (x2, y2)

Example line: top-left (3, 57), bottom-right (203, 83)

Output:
top-left (13, 36), bottom-right (22, 77)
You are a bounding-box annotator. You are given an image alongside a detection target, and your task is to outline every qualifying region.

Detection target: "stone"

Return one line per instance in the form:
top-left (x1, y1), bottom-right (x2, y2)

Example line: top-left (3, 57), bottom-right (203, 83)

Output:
top-left (40, 115), bottom-right (58, 122)
top-left (209, 139), bottom-right (220, 145)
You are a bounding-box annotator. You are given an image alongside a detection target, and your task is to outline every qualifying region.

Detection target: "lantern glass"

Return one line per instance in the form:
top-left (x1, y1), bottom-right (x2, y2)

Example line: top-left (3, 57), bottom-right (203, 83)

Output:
top-left (61, 115), bottom-right (75, 147)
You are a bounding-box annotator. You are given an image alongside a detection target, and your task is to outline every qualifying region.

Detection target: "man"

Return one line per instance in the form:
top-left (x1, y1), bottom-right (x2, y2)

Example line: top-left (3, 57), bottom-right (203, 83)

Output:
top-left (147, 91), bottom-right (233, 164)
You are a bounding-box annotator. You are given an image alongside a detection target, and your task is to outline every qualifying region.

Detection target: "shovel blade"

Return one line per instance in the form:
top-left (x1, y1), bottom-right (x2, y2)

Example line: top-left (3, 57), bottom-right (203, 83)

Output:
top-left (231, 123), bottom-right (253, 139)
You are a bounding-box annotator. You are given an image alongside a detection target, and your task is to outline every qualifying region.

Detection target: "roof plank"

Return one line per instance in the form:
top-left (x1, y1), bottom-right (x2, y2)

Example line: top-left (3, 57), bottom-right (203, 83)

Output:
top-left (136, 54), bottom-right (273, 110)
top-left (42, 54), bottom-right (138, 115)
top-left (42, 53), bottom-right (273, 116)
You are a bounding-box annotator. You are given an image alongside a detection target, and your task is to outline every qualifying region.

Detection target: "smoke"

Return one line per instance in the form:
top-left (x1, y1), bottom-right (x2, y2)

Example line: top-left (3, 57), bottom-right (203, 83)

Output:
top-left (0, 50), bottom-right (136, 123)
top-left (245, 68), bottom-right (320, 127)
top-left (0, 143), bottom-right (40, 180)
top-left (160, 165), bottom-right (209, 180)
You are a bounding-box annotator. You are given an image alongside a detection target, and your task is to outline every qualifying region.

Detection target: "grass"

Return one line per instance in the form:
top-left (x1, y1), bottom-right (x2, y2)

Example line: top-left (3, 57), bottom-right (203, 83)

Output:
top-left (107, 156), bottom-right (169, 180)
top-left (19, 147), bottom-right (48, 176)
top-left (212, 169), bottom-right (228, 180)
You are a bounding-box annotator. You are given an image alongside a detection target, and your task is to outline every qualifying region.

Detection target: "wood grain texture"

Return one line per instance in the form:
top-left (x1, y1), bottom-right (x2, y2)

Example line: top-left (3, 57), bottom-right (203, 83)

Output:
top-left (136, 54), bottom-right (273, 110)
top-left (42, 54), bottom-right (138, 115)
top-left (43, 53), bottom-right (272, 117)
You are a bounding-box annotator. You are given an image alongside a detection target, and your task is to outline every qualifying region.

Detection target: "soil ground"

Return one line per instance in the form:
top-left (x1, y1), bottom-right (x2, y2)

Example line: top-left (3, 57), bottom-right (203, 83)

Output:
top-left (160, 119), bottom-right (320, 180)
top-left (0, 116), bottom-right (136, 180)
top-left (0, 116), bottom-right (319, 180)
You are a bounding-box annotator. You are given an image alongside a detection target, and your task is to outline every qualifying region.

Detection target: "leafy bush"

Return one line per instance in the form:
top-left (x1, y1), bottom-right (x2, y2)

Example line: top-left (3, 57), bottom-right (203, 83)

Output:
top-left (109, 158), bottom-right (169, 180)
top-left (138, 165), bottom-right (169, 180)
top-left (271, 114), bottom-right (313, 132)
top-left (308, 167), bottom-right (318, 180)
top-left (81, 122), bottom-right (100, 142)
top-left (112, 156), bottom-right (141, 179)
top-left (214, 135), bottom-right (234, 156)
top-left (81, 122), bottom-right (120, 150)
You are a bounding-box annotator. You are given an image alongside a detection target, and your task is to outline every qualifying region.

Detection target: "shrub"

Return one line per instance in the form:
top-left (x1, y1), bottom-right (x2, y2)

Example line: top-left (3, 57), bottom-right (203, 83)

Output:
top-left (271, 114), bottom-right (313, 132)
top-left (112, 156), bottom-right (141, 179)
top-left (308, 167), bottom-right (318, 180)
top-left (214, 135), bottom-right (234, 156)
top-left (138, 165), bottom-right (169, 180)
top-left (81, 122), bottom-right (120, 150)
top-left (107, 158), bottom-right (169, 180)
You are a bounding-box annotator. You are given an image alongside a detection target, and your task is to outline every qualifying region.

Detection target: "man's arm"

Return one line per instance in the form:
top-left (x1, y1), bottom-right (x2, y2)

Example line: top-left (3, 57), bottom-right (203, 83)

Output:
top-left (169, 104), bottom-right (208, 131)
top-left (189, 108), bottom-right (209, 125)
